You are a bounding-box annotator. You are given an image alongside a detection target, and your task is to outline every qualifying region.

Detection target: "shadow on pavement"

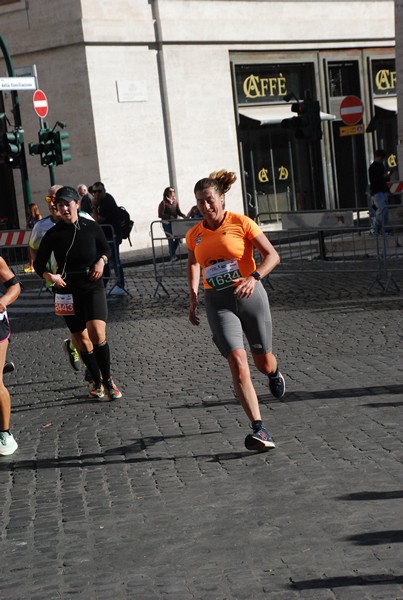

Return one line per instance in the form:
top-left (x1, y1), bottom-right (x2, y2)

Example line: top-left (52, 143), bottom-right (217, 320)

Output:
top-left (259, 384), bottom-right (403, 403)
top-left (338, 490), bottom-right (403, 501)
top-left (345, 530), bottom-right (403, 545)
top-left (0, 432), bottom-right (265, 471)
top-left (290, 573), bottom-right (403, 589)
top-left (166, 384), bottom-right (403, 411)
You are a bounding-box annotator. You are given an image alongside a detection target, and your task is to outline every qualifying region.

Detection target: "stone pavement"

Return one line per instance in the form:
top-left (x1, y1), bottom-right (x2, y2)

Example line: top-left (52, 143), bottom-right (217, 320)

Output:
top-left (1, 265), bottom-right (402, 600)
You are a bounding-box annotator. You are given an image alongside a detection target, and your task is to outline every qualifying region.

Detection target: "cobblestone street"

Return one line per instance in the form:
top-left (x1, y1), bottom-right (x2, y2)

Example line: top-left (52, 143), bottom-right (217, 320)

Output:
top-left (1, 267), bottom-right (402, 600)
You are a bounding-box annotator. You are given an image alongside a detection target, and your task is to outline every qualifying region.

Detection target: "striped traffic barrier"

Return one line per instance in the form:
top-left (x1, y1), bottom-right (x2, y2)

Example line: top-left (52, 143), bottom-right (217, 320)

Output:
top-left (0, 230), bottom-right (31, 247)
top-left (387, 181), bottom-right (403, 194)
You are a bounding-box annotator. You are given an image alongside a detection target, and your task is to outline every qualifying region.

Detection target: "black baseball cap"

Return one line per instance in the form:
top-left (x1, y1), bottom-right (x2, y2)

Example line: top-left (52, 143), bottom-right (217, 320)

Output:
top-left (55, 186), bottom-right (80, 203)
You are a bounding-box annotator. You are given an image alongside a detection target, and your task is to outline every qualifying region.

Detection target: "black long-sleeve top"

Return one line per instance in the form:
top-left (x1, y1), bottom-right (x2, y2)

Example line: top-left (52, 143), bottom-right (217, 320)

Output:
top-left (369, 161), bottom-right (389, 195)
top-left (34, 217), bottom-right (110, 293)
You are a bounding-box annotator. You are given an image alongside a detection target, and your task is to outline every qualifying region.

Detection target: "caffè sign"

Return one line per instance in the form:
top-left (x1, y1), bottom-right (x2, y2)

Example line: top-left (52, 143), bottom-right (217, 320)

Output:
top-left (235, 63), bottom-right (314, 105)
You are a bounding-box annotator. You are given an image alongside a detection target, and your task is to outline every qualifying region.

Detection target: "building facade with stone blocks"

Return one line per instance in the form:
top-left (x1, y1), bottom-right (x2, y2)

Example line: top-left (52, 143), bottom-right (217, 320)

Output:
top-left (0, 0), bottom-right (396, 252)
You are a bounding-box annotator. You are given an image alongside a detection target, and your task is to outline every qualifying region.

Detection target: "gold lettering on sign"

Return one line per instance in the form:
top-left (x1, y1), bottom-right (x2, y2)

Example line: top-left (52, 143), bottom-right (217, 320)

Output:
top-left (375, 69), bottom-right (396, 91)
top-left (243, 75), bottom-right (263, 98)
top-left (258, 168), bottom-right (270, 183)
top-left (278, 166), bottom-right (289, 180)
top-left (388, 154), bottom-right (397, 168)
top-left (243, 74), bottom-right (288, 99)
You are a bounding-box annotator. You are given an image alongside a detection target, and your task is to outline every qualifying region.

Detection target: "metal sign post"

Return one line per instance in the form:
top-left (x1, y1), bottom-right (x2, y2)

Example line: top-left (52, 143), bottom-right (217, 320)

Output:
top-left (340, 96), bottom-right (365, 208)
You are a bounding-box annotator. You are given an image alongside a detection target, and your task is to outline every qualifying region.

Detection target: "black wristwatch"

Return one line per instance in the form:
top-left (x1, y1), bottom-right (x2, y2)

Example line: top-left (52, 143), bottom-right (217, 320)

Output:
top-left (250, 271), bottom-right (261, 281)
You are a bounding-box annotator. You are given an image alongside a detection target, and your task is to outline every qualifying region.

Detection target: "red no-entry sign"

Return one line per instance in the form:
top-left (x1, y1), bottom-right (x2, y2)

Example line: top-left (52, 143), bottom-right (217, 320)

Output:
top-left (340, 96), bottom-right (363, 126)
top-left (33, 89), bottom-right (48, 118)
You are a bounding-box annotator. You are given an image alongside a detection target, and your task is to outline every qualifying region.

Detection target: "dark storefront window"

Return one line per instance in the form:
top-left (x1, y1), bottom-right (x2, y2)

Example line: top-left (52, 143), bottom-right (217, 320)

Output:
top-left (235, 63), bottom-right (315, 105)
top-left (235, 63), bottom-right (325, 218)
top-left (368, 58), bottom-right (397, 172)
top-left (371, 59), bottom-right (396, 97)
top-left (328, 61), bottom-right (361, 98)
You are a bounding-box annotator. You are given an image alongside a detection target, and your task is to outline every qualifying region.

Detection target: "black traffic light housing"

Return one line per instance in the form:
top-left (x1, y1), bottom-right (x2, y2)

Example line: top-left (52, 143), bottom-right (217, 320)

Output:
top-left (1, 127), bottom-right (24, 164)
top-left (281, 92), bottom-right (322, 141)
top-left (54, 129), bottom-right (71, 165)
top-left (28, 128), bottom-right (56, 166)
top-left (29, 122), bottom-right (71, 167)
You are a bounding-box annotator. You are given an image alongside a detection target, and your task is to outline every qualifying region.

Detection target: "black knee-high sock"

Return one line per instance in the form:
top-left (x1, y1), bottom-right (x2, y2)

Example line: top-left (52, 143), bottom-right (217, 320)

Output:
top-left (93, 341), bottom-right (111, 383)
top-left (80, 350), bottom-right (101, 385)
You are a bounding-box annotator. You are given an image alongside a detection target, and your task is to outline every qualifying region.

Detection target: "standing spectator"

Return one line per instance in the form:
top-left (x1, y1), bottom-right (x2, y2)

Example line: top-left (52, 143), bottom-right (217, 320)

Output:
top-left (24, 203), bottom-right (43, 272)
top-left (77, 183), bottom-right (93, 215)
top-left (186, 170), bottom-right (285, 452)
top-left (368, 149), bottom-right (390, 234)
top-left (34, 186), bottom-right (122, 401)
top-left (25, 185), bottom-right (62, 275)
top-left (158, 186), bottom-right (186, 261)
top-left (91, 181), bottom-right (125, 295)
top-left (26, 203), bottom-right (42, 229)
top-left (0, 257), bottom-right (22, 455)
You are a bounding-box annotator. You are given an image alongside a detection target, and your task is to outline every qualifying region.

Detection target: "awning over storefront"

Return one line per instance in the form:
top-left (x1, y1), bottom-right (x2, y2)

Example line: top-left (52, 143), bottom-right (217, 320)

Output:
top-left (366, 96), bottom-right (397, 132)
top-left (238, 104), bottom-right (336, 125)
top-left (373, 96), bottom-right (397, 113)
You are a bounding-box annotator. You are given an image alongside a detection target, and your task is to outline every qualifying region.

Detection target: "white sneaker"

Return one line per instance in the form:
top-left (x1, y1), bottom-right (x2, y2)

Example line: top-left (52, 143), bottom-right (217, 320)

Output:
top-left (0, 431), bottom-right (18, 456)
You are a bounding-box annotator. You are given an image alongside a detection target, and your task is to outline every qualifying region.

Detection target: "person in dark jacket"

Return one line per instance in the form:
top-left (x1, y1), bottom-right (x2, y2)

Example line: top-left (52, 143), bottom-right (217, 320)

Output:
top-left (91, 181), bottom-right (125, 294)
top-left (34, 186), bottom-right (122, 402)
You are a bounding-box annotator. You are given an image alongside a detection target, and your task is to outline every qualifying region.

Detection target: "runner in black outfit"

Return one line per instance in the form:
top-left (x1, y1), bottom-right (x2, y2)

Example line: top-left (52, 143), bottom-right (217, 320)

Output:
top-left (34, 186), bottom-right (122, 401)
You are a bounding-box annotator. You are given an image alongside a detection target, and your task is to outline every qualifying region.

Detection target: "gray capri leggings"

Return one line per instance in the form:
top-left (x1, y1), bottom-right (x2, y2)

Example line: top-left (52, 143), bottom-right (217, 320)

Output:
top-left (204, 281), bottom-right (273, 358)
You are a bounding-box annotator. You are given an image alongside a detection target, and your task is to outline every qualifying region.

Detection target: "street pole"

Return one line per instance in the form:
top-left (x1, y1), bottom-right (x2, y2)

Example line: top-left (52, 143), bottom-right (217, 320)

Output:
top-left (0, 35), bottom-right (31, 213)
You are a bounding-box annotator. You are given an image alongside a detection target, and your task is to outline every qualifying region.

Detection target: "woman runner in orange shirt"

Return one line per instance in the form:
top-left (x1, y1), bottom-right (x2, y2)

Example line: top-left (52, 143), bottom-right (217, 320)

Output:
top-left (186, 170), bottom-right (285, 452)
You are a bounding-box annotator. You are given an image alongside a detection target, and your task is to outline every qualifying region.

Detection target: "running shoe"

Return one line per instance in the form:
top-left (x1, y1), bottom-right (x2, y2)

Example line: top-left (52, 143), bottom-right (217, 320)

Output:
top-left (3, 361), bottom-right (15, 375)
top-left (24, 265), bottom-right (35, 273)
top-left (268, 370), bottom-right (286, 399)
top-left (63, 339), bottom-right (81, 372)
top-left (104, 378), bottom-right (122, 401)
top-left (0, 431), bottom-right (18, 456)
top-left (245, 426), bottom-right (275, 452)
top-left (88, 382), bottom-right (105, 400)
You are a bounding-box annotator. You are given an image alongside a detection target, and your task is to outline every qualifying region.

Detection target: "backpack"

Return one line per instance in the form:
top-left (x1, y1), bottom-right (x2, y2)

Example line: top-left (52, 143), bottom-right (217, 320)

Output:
top-left (118, 206), bottom-right (134, 245)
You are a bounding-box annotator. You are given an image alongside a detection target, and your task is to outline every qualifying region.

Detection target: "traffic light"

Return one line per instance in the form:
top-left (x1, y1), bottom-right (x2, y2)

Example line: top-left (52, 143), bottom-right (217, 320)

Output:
top-left (281, 98), bottom-right (322, 141)
top-left (38, 128), bottom-right (57, 166)
top-left (29, 125), bottom-right (72, 167)
top-left (29, 128), bottom-right (57, 166)
top-left (54, 130), bottom-right (71, 165)
top-left (2, 128), bottom-right (24, 159)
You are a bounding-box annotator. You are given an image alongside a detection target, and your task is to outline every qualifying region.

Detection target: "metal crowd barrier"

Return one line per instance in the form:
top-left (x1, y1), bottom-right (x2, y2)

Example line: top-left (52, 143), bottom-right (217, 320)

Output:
top-left (151, 208), bottom-right (403, 296)
top-left (256, 207), bottom-right (403, 294)
top-left (150, 219), bottom-right (199, 296)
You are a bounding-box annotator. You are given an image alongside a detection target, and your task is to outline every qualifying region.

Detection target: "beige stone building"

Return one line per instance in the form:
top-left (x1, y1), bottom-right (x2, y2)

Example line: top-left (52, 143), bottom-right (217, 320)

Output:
top-left (0, 0), bottom-right (396, 252)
